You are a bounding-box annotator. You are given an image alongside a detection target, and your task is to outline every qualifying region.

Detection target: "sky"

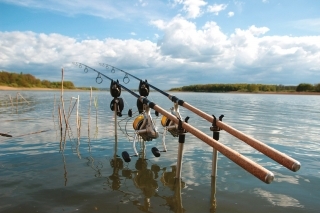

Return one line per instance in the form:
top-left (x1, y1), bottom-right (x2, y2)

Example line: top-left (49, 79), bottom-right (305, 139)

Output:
top-left (0, 0), bottom-right (320, 89)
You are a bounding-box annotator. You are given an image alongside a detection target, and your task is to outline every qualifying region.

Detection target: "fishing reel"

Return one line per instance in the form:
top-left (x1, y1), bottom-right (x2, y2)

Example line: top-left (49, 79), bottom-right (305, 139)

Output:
top-left (160, 102), bottom-right (184, 144)
top-left (132, 104), bottom-right (159, 141)
top-left (122, 101), bottom-right (159, 163)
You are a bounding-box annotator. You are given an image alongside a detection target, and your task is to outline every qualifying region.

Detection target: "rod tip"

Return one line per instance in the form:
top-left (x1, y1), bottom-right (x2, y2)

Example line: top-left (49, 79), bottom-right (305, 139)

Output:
top-left (292, 161), bottom-right (301, 172)
top-left (265, 172), bottom-right (274, 184)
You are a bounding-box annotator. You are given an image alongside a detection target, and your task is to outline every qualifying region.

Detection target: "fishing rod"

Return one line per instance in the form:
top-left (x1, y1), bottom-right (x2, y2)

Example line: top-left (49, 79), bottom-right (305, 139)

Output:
top-left (98, 62), bottom-right (301, 173)
top-left (73, 62), bottom-right (274, 184)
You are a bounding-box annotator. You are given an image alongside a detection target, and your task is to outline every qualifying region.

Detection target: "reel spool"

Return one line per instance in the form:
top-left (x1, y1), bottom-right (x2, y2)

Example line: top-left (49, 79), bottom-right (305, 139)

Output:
top-left (133, 114), bottom-right (144, 131)
top-left (161, 115), bottom-right (178, 137)
top-left (161, 115), bottom-right (171, 127)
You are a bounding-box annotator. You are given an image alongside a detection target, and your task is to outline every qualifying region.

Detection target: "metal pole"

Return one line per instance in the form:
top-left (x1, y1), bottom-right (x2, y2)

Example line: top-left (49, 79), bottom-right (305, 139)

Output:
top-left (174, 178), bottom-right (184, 213)
top-left (212, 149), bottom-right (218, 177)
top-left (175, 133), bottom-right (185, 179)
top-left (210, 116), bottom-right (220, 213)
top-left (114, 99), bottom-right (118, 157)
top-left (211, 147), bottom-right (218, 212)
top-left (210, 175), bottom-right (217, 213)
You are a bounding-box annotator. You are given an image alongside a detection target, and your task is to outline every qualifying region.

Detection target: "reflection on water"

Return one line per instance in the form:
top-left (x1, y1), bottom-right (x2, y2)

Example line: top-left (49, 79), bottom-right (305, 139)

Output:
top-left (1, 91), bottom-right (320, 212)
top-left (0, 92), bottom-right (38, 115)
top-left (105, 137), bottom-right (186, 213)
top-left (254, 188), bottom-right (304, 208)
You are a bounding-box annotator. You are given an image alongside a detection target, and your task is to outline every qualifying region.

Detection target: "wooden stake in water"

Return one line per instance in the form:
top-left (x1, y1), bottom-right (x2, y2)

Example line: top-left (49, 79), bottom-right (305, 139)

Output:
top-left (18, 92), bottom-right (30, 105)
top-left (61, 68), bottom-right (67, 128)
top-left (8, 95), bottom-right (13, 113)
top-left (52, 94), bottom-right (58, 139)
top-left (66, 97), bottom-right (73, 125)
top-left (16, 92), bottom-right (18, 113)
top-left (52, 94), bottom-right (56, 121)
top-left (58, 105), bottom-right (63, 151)
top-left (76, 95), bottom-right (81, 159)
top-left (88, 87), bottom-right (92, 135)
top-left (62, 152), bottom-right (68, 186)
top-left (88, 87), bottom-right (93, 152)
top-left (94, 96), bottom-right (98, 138)
top-left (76, 95), bottom-right (80, 131)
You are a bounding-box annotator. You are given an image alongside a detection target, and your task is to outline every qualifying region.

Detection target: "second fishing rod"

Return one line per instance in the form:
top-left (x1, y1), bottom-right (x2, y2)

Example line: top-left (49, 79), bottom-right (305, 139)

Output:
top-left (96, 62), bottom-right (301, 173)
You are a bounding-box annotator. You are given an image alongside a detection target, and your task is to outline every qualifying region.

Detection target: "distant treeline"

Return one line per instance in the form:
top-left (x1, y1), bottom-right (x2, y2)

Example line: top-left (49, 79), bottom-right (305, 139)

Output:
top-left (170, 83), bottom-right (320, 93)
top-left (0, 71), bottom-right (97, 90)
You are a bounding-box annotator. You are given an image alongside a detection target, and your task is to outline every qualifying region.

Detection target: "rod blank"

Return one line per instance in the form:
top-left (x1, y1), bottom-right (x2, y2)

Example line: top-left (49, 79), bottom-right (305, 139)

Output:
top-left (181, 102), bottom-right (301, 172)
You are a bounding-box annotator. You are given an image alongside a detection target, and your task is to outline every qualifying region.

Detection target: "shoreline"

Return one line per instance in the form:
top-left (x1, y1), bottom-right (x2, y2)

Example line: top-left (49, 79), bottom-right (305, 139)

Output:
top-left (0, 86), bottom-right (58, 91)
top-left (1, 86), bottom-right (319, 95)
top-left (169, 90), bottom-right (320, 95)
top-left (228, 91), bottom-right (320, 95)
top-left (0, 86), bottom-right (91, 91)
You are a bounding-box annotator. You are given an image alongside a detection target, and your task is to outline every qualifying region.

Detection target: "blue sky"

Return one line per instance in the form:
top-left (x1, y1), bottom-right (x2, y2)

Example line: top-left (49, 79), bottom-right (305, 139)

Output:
top-left (1, 0), bottom-right (320, 89)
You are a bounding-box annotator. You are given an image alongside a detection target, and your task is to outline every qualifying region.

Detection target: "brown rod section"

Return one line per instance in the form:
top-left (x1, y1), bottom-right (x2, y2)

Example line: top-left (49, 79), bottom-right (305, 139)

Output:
top-left (148, 101), bottom-right (274, 184)
top-left (182, 102), bottom-right (301, 172)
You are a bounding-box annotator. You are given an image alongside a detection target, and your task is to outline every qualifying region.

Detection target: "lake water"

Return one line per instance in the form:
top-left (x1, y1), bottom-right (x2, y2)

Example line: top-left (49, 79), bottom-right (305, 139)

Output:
top-left (0, 91), bottom-right (319, 213)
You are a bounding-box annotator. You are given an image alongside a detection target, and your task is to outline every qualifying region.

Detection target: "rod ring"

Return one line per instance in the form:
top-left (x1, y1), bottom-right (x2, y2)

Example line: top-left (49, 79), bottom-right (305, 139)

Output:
top-left (123, 74), bottom-right (130, 84)
top-left (96, 74), bottom-right (103, 84)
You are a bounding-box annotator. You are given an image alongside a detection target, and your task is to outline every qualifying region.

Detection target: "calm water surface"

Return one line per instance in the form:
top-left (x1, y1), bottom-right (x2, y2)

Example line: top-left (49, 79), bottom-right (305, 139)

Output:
top-left (0, 91), bottom-right (319, 213)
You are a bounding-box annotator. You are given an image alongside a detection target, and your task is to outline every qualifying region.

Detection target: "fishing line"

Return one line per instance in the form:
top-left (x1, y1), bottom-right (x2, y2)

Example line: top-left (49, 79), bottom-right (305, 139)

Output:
top-left (117, 111), bottom-right (138, 142)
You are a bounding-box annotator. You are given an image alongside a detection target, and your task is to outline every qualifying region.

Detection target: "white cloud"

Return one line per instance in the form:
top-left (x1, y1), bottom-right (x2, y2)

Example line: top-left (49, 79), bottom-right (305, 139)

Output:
top-left (228, 11), bottom-right (234, 17)
top-left (248, 25), bottom-right (270, 36)
top-left (152, 16), bottom-right (230, 64)
top-left (150, 19), bottom-right (166, 30)
top-left (0, 31), bottom-right (162, 84)
top-left (130, 32), bottom-right (137, 36)
top-left (229, 27), bottom-right (320, 83)
top-left (1, 19), bottom-right (320, 88)
top-left (173, 0), bottom-right (207, 19)
top-left (207, 3), bottom-right (228, 15)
